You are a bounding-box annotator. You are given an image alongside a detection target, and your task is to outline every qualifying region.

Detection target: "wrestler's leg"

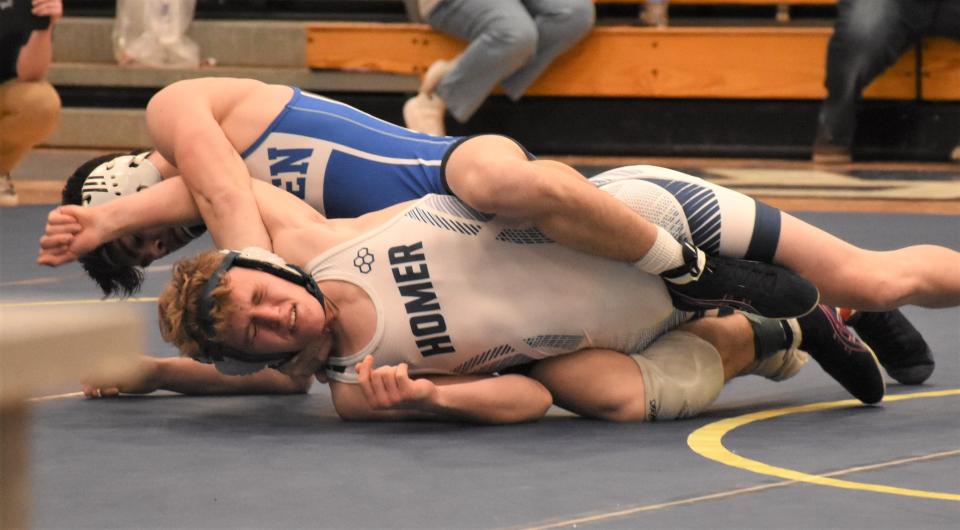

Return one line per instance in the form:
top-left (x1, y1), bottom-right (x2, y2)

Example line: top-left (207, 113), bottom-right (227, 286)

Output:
top-left (527, 348), bottom-right (650, 422)
top-left (775, 218), bottom-right (942, 384)
top-left (445, 139), bottom-right (820, 319)
top-left (593, 164), bottom-right (960, 310)
top-left (593, 166), bottom-right (943, 384)
top-left (528, 315), bottom-right (755, 422)
top-left (530, 305), bottom-right (883, 422)
top-left (680, 314), bottom-right (760, 381)
top-left (777, 213), bottom-right (960, 310)
top-left (444, 135), bottom-right (665, 265)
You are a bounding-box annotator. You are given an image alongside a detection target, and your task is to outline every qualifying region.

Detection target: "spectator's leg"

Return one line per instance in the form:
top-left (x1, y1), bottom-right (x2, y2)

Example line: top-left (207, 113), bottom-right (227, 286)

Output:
top-left (813, 0), bottom-right (920, 162)
top-left (0, 80), bottom-right (60, 173)
top-left (498, 0), bottom-right (595, 100)
top-left (0, 80), bottom-right (61, 206)
top-left (926, 0), bottom-right (960, 38)
top-left (427, 0), bottom-right (538, 122)
top-left (927, 0), bottom-right (960, 160)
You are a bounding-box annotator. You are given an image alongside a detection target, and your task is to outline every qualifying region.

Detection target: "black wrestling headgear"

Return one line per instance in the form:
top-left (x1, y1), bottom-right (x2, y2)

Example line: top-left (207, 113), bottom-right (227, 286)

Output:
top-left (193, 248), bottom-right (325, 375)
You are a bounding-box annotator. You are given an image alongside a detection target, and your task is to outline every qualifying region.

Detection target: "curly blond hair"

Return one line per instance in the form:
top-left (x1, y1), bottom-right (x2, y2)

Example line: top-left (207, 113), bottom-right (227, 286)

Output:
top-left (158, 250), bottom-right (238, 358)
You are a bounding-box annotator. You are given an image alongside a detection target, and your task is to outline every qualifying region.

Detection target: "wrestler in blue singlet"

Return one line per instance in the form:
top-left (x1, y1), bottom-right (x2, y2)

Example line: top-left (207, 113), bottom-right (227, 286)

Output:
top-left (242, 90), bottom-right (778, 262)
top-left (241, 88), bottom-right (472, 219)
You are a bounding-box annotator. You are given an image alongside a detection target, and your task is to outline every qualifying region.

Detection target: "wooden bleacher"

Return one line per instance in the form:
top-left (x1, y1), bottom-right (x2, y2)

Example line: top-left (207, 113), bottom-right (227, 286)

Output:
top-left (306, 23), bottom-right (959, 101)
top-left (40, 2), bottom-right (957, 157)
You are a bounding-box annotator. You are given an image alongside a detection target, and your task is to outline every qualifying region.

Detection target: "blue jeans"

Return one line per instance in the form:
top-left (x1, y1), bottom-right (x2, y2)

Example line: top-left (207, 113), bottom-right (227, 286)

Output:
top-left (816, 0), bottom-right (960, 147)
top-left (427, 0), bottom-right (594, 122)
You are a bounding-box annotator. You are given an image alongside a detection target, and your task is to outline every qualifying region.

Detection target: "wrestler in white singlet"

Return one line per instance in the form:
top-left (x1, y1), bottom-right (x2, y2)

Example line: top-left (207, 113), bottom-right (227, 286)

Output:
top-left (315, 165), bottom-right (783, 382)
top-left (314, 194), bottom-right (690, 382)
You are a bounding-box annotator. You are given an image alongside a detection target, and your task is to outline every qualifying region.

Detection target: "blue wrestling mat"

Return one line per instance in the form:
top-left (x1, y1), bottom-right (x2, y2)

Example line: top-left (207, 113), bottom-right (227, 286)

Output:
top-left (1, 203), bottom-right (958, 530)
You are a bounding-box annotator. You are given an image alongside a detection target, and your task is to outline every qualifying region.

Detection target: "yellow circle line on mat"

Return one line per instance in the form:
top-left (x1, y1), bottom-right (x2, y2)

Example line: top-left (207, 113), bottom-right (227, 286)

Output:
top-left (0, 297), bottom-right (158, 308)
top-left (687, 389), bottom-right (960, 501)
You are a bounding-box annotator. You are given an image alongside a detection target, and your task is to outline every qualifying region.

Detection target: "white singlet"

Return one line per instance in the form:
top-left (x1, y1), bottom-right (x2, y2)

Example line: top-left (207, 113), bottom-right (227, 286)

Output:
top-left (309, 195), bottom-right (690, 383)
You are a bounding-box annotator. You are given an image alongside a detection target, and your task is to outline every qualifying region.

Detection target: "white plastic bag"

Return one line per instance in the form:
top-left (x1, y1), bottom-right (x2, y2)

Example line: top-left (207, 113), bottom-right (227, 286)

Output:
top-left (113, 0), bottom-right (200, 68)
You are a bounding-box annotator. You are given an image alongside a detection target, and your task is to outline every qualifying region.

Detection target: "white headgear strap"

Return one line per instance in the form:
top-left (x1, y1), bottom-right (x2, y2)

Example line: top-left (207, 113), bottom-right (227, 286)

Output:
top-left (82, 152), bottom-right (162, 207)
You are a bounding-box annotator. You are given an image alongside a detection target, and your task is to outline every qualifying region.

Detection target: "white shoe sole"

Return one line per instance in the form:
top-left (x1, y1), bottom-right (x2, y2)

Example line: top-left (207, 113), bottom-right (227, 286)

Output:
top-left (420, 59), bottom-right (456, 95)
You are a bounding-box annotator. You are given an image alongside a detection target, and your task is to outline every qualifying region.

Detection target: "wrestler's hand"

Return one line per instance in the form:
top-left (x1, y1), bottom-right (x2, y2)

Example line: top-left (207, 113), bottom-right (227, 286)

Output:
top-left (37, 205), bottom-right (108, 266)
top-left (82, 355), bottom-right (158, 398)
top-left (355, 355), bottom-right (438, 410)
top-left (277, 333), bottom-right (333, 385)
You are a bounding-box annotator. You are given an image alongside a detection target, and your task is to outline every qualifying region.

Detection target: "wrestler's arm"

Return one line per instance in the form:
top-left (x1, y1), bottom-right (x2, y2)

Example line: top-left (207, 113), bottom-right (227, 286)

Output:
top-left (37, 177), bottom-right (200, 266)
top-left (329, 356), bottom-right (553, 424)
top-left (37, 177), bottom-right (305, 266)
top-left (82, 355), bottom-right (312, 398)
top-left (96, 176), bottom-right (313, 245)
top-left (82, 152), bottom-right (196, 238)
top-left (145, 79), bottom-right (272, 251)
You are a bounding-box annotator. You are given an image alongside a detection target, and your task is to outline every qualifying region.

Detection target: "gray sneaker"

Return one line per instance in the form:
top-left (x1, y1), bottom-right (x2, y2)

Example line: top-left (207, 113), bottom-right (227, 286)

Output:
top-left (0, 173), bottom-right (18, 207)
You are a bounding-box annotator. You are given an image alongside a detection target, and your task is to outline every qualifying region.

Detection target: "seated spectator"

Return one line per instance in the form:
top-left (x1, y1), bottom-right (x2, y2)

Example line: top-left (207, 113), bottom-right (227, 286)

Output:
top-left (0, 0), bottom-right (62, 206)
top-left (403, 0), bottom-right (595, 136)
top-left (813, 0), bottom-right (960, 163)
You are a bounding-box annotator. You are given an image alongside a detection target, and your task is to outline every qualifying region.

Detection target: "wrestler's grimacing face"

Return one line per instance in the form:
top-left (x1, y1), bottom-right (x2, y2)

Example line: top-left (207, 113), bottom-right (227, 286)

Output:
top-left (219, 267), bottom-right (329, 357)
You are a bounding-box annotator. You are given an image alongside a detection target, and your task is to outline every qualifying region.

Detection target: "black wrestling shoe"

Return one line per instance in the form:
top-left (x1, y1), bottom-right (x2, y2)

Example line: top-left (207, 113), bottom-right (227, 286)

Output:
top-left (796, 305), bottom-right (885, 404)
top-left (843, 309), bottom-right (935, 385)
top-left (661, 241), bottom-right (820, 319)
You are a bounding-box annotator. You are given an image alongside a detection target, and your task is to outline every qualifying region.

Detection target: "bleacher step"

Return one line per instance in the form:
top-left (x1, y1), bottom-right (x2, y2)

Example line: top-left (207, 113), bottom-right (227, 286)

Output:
top-left (45, 108), bottom-right (150, 149)
top-left (48, 63), bottom-right (417, 92)
top-left (54, 17), bottom-right (307, 66)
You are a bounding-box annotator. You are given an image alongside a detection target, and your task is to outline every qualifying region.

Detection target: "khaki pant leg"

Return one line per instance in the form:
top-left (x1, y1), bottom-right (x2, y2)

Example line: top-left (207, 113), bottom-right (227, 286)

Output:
top-left (0, 80), bottom-right (61, 173)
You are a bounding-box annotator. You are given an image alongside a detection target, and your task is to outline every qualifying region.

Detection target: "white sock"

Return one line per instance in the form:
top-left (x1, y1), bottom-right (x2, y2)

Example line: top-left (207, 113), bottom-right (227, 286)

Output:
top-left (633, 225), bottom-right (685, 275)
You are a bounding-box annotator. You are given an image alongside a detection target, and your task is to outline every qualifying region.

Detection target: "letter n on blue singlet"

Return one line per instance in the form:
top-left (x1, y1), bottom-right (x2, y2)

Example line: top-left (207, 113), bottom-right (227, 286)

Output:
top-left (268, 147), bottom-right (312, 200)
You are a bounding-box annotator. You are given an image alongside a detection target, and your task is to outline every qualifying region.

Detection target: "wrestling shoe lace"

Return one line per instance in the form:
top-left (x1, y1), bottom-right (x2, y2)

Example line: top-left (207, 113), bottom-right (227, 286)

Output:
top-left (843, 309), bottom-right (934, 385)
top-left (661, 242), bottom-right (819, 319)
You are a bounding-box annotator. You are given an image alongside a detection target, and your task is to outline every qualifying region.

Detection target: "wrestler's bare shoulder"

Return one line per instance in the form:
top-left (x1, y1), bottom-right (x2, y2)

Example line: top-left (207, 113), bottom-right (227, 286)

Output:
top-left (158, 78), bottom-right (292, 114)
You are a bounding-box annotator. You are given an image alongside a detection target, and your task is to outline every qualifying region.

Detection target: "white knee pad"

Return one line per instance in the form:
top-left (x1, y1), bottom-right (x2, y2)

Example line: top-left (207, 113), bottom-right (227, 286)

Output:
top-left (630, 331), bottom-right (725, 421)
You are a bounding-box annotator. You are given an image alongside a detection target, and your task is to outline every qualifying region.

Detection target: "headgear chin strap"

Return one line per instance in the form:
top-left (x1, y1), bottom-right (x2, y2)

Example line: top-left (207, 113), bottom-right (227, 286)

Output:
top-left (194, 248), bottom-right (326, 375)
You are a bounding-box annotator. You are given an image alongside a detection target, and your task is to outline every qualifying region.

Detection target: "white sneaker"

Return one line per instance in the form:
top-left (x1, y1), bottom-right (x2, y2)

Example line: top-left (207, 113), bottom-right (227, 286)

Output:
top-left (0, 173), bottom-right (18, 207)
top-left (420, 58), bottom-right (457, 95)
top-left (403, 93), bottom-right (447, 136)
